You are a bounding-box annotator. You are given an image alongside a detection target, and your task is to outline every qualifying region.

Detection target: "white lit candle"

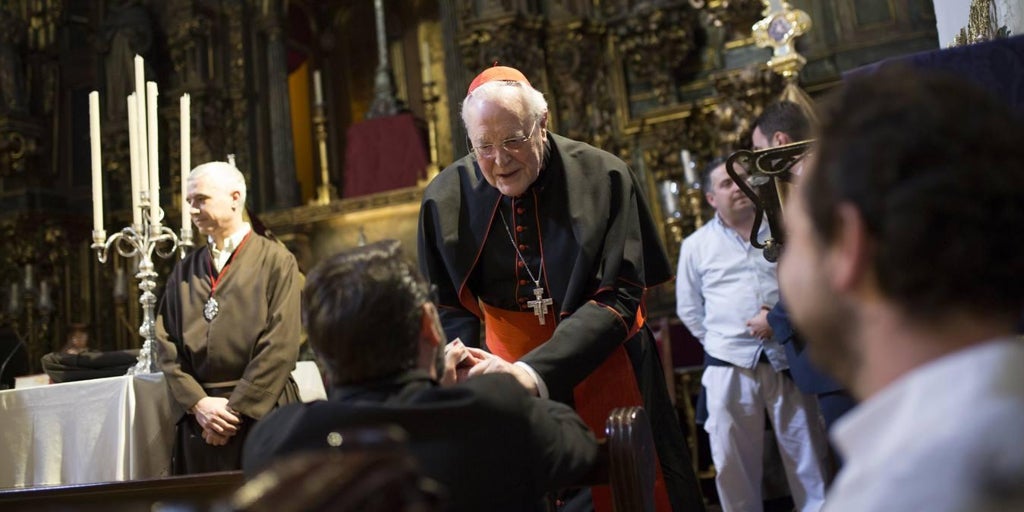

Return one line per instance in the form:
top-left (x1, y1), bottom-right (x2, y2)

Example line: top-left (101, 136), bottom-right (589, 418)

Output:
top-left (127, 94), bottom-right (142, 228)
top-left (421, 41), bottom-right (432, 84)
top-left (24, 264), bottom-right (33, 293)
top-left (38, 281), bottom-right (51, 312)
top-left (147, 81), bottom-right (160, 226)
top-left (180, 93), bottom-right (191, 230)
top-left (7, 283), bottom-right (18, 315)
top-left (134, 55), bottom-right (149, 196)
top-left (114, 266), bottom-right (127, 301)
top-left (89, 91), bottom-right (104, 234)
top-left (681, 149), bottom-right (697, 188)
top-left (312, 70), bottom-right (323, 107)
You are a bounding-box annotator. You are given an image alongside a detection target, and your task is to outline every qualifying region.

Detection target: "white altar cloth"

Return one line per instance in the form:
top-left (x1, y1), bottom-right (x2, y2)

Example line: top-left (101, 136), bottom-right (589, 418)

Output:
top-left (0, 361), bottom-right (324, 489)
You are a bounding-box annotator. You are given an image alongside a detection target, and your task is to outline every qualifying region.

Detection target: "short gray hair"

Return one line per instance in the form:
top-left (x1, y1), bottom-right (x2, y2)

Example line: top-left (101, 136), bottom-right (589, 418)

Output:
top-left (188, 161), bottom-right (247, 204)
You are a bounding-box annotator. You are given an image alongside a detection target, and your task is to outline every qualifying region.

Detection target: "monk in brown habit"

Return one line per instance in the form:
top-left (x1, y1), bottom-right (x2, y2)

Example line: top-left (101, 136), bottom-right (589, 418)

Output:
top-left (156, 161), bottom-right (302, 474)
top-left (418, 66), bottom-right (705, 511)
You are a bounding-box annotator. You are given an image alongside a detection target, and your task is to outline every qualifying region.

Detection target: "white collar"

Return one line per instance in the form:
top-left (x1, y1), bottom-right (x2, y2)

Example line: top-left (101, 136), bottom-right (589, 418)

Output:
top-left (209, 223), bottom-right (252, 253)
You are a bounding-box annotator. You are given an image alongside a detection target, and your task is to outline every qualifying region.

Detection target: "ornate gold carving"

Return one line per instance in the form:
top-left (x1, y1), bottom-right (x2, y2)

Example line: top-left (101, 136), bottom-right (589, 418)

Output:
top-left (545, 20), bottom-right (616, 146)
top-left (258, 185), bottom-right (425, 229)
top-left (608, 2), bottom-right (699, 106)
top-left (0, 213), bottom-right (69, 370)
top-left (0, 120), bottom-right (40, 176)
top-left (460, 14), bottom-right (546, 85)
top-left (752, 0), bottom-right (812, 79)
top-left (27, 0), bottom-right (61, 51)
top-left (951, 0), bottom-right (1011, 47)
top-left (225, 1), bottom-right (251, 173)
top-left (695, 0), bottom-right (766, 41)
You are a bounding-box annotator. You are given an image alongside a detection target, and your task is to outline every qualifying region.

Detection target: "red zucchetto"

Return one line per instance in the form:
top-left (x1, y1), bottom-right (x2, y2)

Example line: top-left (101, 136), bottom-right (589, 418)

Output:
top-left (466, 65), bottom-right (531, 95)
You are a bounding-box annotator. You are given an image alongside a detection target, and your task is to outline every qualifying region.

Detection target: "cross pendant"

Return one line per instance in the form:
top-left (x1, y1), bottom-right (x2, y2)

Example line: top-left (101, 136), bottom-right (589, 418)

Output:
top-left (527, 287), bottom-right (554, 325)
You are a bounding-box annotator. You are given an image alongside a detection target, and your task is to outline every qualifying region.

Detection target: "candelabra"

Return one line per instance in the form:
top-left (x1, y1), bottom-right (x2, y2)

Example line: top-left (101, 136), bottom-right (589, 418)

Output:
top-left (91, 199), bottom-right (193, 375)
top-left (656, 149), bottom-right (706, 257)
top-left (1, 264), bottom-right (55, 376)
top-left (312, 104), bottom-right (337, 205)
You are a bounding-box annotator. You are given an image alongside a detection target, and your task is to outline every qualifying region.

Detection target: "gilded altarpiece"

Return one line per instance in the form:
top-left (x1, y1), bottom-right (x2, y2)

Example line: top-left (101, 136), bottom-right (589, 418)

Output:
top-left (0, 0), bottom-right (937, 370)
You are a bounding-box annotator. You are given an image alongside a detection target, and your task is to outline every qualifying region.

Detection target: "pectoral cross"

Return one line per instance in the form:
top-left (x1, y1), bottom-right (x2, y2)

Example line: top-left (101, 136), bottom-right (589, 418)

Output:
top-left (527, 287), bottom-right (554, 325)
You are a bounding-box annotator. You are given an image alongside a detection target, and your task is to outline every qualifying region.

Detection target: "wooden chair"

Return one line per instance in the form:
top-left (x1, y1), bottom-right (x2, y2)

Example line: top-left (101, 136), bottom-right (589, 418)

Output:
top-left (556, 406), bottom-right (657, 512)
top-left (605, 406), bottom-right (657, 512)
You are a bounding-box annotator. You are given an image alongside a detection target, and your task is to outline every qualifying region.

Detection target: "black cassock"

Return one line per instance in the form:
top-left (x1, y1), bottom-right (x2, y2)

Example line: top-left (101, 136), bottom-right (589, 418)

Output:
top-left (418, 133), bottom-right (704, 511)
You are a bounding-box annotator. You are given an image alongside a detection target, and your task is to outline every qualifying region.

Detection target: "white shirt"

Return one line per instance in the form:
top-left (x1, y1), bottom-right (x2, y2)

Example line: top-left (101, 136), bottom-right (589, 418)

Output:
top-left (209, 223), bottom-right (252, 272)
top-left (675, 214), bottom-right (786, 369)
top-left (826, 338), bottom-right (1024, 512)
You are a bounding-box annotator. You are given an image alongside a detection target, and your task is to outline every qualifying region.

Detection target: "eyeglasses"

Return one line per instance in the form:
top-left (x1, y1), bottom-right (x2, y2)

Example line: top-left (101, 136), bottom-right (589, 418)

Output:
top-left (468, 121), bottom-right (538, 159)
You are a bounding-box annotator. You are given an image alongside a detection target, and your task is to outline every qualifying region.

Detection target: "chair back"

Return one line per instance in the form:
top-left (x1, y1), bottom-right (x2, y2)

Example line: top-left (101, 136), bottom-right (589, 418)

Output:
top-left (605, 406), bottom-right (657, 512)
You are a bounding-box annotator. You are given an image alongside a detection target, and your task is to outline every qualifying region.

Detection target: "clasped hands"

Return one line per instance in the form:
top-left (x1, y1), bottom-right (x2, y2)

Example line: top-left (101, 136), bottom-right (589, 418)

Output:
top-left (192, 396), bottom-right (241, 446)
top-left (442, 338), bottom-right (539, 396)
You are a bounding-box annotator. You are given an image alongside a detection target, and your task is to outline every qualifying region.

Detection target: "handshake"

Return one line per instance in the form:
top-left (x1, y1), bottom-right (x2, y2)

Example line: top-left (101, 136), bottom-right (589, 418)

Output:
top-left (441, 338), bottom-right (540, 396)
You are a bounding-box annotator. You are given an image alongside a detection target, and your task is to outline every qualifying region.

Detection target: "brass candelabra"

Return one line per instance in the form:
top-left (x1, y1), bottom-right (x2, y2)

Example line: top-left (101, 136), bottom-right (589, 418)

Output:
top-left (421, 80), bottom-right (441, 185)
top-left (313, 103), bottom-right (337, 205)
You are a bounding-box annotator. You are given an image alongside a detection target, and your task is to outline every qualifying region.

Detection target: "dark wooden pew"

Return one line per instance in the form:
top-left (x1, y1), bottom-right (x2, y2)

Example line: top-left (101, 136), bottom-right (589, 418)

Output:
top-left (0, 471), bottom-right (243, 512)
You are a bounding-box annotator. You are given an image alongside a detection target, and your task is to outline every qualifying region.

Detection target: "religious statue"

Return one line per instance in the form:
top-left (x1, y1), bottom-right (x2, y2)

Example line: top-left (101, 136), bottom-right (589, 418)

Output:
top-left (100, 0), bottom-right (154, 122)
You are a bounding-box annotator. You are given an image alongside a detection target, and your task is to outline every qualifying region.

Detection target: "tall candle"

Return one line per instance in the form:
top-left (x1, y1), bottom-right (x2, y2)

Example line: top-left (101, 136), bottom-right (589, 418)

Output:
top-left (38, 281), bottom-right (52, 312)
top-left (312, 70), bottom-right (323, 107)
top-left (681, 149), bottom-right (697, 188)
top-left (421, 41), bottom-right (432, 84)
top-left (24, 264), bottom-right (33, 292)
top-left (127, 94), bottom-right (142, 227)
top-left (89, 91), bottom-right (103, 234)
top-left (134, 55), bottom-right (149, 196)
top-left (180, 93), bottom-right (191, 230)
top-left (114, 267), bottom-right (127, 301)
top-left (147, 81), bottom-right (160, 226)
top-left (7, 283), bottom-right (18, 315)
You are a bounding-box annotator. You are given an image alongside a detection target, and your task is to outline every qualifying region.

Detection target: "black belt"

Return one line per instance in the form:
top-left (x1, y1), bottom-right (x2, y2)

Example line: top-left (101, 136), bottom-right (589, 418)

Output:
top-left (704, 351), bottom-right (770, 367)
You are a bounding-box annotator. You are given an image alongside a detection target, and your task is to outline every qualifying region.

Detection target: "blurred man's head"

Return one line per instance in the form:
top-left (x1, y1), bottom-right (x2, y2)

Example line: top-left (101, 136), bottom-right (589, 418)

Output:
top-left (752, 100), bottom-right (811, 150)
top-left (779, 67), bottom-right (1024, 396)
top-left (461, 66), bottom-right (549, 197)
top-left (302, 240), bottom-right (445, 386)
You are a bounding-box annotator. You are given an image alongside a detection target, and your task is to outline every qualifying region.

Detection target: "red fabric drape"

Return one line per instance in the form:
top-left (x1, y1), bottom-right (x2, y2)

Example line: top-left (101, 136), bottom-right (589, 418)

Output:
top-left (342, 113), bottom-right (428, 198)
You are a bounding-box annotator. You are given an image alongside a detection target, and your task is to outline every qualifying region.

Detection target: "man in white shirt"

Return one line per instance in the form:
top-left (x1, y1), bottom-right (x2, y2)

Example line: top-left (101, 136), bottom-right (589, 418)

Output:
top-left (779, 67), bottom-right (1024, 512)
top-left (676, 159), bottom-right (829, 512)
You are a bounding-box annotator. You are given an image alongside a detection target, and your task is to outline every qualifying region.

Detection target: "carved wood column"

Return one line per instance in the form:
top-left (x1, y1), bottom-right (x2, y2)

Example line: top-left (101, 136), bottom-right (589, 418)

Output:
top-left (439, 0), bottom-right (468, 152)
top-left (259, 4), bottom-right (300, 209)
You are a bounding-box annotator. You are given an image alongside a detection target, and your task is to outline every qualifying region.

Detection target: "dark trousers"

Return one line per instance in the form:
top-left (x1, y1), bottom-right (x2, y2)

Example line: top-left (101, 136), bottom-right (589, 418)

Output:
top-left (172, 414), bottom-right (252, 475)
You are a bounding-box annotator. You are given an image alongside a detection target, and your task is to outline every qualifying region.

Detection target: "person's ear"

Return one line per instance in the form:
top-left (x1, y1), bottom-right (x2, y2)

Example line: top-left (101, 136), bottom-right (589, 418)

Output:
top-left (827, 203), bottom-right (873, 293)
top-left (774, 131), bottom-right (792, 146)
top-left (419, 302), bottom-right (443, 348)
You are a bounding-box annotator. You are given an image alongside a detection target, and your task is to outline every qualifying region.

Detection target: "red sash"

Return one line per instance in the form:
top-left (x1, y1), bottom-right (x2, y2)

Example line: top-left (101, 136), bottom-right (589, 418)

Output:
top-left (480, 302), bottom-right (672, 512)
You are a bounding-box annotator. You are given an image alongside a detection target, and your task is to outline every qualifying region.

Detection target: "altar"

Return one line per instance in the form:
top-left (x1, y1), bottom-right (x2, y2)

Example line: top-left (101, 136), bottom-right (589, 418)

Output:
top-left (0, 361), bottom-right (325, 489)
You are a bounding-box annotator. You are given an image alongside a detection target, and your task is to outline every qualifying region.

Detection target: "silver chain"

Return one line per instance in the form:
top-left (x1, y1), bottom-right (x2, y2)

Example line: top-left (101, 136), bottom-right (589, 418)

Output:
top-left (497, 206), bottom-right (542, 287)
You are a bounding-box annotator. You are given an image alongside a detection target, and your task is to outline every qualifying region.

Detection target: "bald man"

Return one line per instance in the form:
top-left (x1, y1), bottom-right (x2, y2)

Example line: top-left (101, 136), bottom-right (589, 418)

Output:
top-left (156, 161), bottom-right (303, 474)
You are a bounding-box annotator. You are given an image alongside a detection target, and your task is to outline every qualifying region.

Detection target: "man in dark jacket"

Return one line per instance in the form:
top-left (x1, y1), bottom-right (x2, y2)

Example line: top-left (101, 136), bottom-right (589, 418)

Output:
top-left (243, 240), bottom-right (598, 512)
